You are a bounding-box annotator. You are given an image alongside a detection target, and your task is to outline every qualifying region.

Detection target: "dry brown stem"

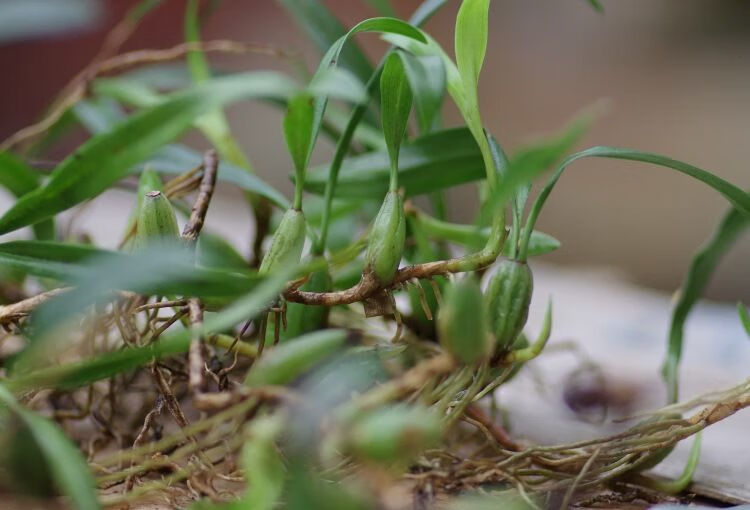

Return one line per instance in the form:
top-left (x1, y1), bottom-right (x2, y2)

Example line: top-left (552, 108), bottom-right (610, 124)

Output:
top-left (182, 150), bottom-right (219, 243)
top-left (1, 41), bottom-right (297, 151)
top-left (0, 287), bottom-right (71, 324)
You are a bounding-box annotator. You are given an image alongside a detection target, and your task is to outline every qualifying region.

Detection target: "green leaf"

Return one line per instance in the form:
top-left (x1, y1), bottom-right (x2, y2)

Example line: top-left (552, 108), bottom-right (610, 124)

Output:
top-left (586, 0), bottom-right (604, 13)
top-left (197, 233), bottom-right (249, 271)
top-left (0, 71), bottom-right (299, 235)
top-left (398, 52), bottom-right (445, 134)
top-left (284, 94), bottom-right (316, 180)
top-left (524, 149), bottom-right (750, 263)
top-left (660, 206), bottom-right (749, 403)
top-left (454, 0), bottom-right (495, 186)
top-left (455, 0), bottom-right (489, 112)
top-left (308, 17), bottom-right (426, 160)
top-left (240, 417), bottom-right (285, 510)
top-left (382, 32), bottom-right (463, 120)
top-left (362, 0), bottom-right (396, 17)
top-left (73, 94), bottom-right (289, 207)
top-left (410, 0), bottom-right (450, 26)
top-left (308, 67), bottom-right (369, 104)
top-left (278, 0), bottom-right (376, 87)
top-left (487, 112), bottom-right (592, 230)
top-left (380, 52), bottom-right (413, 190)
top-left (0, 152), bottom-right (54, 239)
top-left (304, 127), bottom-right (483, 198)
top-left (0, 385), bottom-right (100, 510)
top-left (0, 240), bottom-right (102, 280)
top-left (739, 303), bottom-right (750, 338)
top-left (185, 0), bottom-right (253, 170)
top-left (416, 214), bottom-right (559, 256)
top-left (7, 263), bottom-right (295, 392)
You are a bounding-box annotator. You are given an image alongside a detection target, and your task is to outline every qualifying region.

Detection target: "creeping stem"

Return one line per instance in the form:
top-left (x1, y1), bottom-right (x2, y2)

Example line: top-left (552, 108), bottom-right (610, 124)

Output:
top-left (284, 208), bottom-right (506, 306)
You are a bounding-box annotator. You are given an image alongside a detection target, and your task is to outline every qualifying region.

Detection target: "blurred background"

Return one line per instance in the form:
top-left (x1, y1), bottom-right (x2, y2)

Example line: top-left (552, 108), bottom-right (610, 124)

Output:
top-left (2, 1), bottom-right (749, 491)
top-left (0, 0), bottom-right (748, 300)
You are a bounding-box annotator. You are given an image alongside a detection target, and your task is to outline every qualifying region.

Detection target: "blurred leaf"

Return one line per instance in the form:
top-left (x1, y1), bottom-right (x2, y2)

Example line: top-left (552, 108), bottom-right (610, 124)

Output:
top-left (0, 385), bottom-right (100, 509)
top-left (0, 152), bottom-right (54, 239)
top-left (185, 0), bottom-right (253, 170)
top-left (0, 241), bottom-right (260, 298)
top-left (660, 206), bottom-right (749, 402)
top-left (398, 52), bottom-right (445, 134)
top-left (308, 67), bottom-right (369, 104)
top-left (73, 98), bottom-right (290, 208)
top-left (442, 492), bottom-right (539, 510)
top-left (0, 0), bottom-right (101, 44)
top-left (246, 329), bottom-right (348, 386)
top-left (586, 0), bottom-right (604, 13)
top-left (128, 0), bottom-right (165, 22)
top-left (415, 215), bottom-right (559, 256)
top-left (410, 0), bottom-right (450, 26)
top-left (380, 52), bottom-right (413, 178)
top-left (197, 233), bottom-right (249, 271)
top-left (277, 0), bottom-right (375, 86)
top-left (304, 127), bottom-right (483, 198)
top-left (485, 112), bottom-right (593, 228)
top-left (286, 464), bottom-right (373, 510)
top-left (240, 417), bottom-right (285, 510)
top-left (7, 262), bottom-right (295, 391)
top-left (0, 72), bottom-right (301, 235)
top-left (362, 0), bottom-right (396, 17)
top-left (739, 303), bottom-right (750, 338)
top-left (0, 240), bottom-right (102, 280)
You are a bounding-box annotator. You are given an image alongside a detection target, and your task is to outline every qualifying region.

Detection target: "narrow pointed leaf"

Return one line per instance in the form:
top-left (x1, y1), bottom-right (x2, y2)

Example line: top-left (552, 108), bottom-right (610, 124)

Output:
top-left (380, 51), bottom-right (413, 177)
top-left (0, 152), bottom-right (54, 239)
top-left (363, 0), bottom-right (396, 17)
top-left (185, 0), bottom-right (253, 170)
top-left (455, 0), bottom-right (489, 110)
top-left (0, 241), bottom-right (262, 298)
top-left (398, 52), bottom-right (445, 134)
top-left (278, 0), bottom-right (375, 86)
top-left (304, 127), bottom-right (483, 198)
top-left (6, 264), bottom-right (295, 392)
top-left (0, 72), bottom-right (299, 235)
top-left (284, 94), bottom-right (316, 179)
top-left (661, 206), bottom-right (749, 402)
top-left (739, 303), bottom-right (750, 338)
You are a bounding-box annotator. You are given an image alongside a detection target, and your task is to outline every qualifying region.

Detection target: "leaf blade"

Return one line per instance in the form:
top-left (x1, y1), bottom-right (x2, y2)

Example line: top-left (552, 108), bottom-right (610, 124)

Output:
top-left (0, 385), bottom-right (100, 510)
top-left (0, 71), bottom-right (299, 235)
top-left (380, 51), bottom-right (413, 186)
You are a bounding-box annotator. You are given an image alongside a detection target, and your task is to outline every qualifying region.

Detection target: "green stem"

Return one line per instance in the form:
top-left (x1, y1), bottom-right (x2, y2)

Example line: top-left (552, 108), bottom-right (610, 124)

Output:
top-left (640, 433), bottom-right (702, 494)
top-left (314, 2), bottom-right (451, 255)
top-left (389, 160), bottom-right (399, 192)
top-left (293, 172), bottom-right (304, 211)
top-left (315, 84), bottom-right (375, 255)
